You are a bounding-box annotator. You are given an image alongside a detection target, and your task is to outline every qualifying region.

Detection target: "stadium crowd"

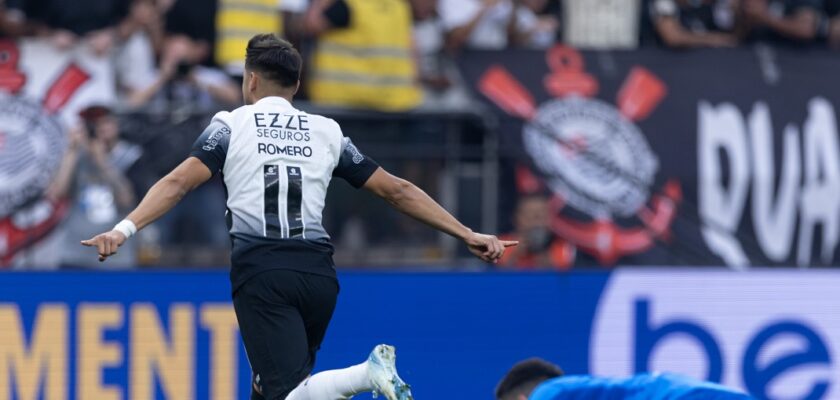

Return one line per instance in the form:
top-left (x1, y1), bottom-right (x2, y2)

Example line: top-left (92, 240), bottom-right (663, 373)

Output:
top-left (2, 0), bottom-right (837, 269)
top-left (2, 0), bottom-right (840, 112)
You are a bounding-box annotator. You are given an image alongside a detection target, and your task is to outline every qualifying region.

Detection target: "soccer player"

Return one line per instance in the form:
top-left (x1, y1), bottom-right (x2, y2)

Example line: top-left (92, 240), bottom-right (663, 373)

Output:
top-left (495, 358), bottom-right (751, 400)
top-left (81, 33), bottom-right (517, 400)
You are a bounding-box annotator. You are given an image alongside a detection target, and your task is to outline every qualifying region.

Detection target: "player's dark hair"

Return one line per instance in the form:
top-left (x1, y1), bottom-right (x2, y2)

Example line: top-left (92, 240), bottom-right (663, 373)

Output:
top-left (495, 358), bottom-right (564, 400)
top-left (245, 33), bottom-right (302, 88)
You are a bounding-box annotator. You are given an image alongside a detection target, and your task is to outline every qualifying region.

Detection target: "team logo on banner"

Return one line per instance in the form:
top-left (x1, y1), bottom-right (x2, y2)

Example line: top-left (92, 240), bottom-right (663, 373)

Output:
top-left (478, 45), bottom-right (682, 264)
top-left (0, 40), bottom-right (90, 265)
top-left (523, 97), bottom-right (657, 218)
top-left (0, 95), bottom-right (65, 218)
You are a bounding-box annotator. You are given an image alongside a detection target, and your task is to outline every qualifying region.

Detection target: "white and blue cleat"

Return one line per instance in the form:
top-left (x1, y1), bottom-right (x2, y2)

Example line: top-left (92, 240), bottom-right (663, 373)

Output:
top-left (368, 344), bottom-right (413, 400)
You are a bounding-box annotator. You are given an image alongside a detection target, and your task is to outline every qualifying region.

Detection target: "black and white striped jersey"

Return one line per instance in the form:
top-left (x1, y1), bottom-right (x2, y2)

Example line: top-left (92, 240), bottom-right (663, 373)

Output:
top-left (190, 96), bottom-right (378, 288)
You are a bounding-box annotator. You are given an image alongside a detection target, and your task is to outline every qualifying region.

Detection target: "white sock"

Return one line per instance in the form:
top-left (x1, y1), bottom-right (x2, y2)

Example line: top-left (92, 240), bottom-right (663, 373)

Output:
top-left (285, 362), bottom-right (371, 400)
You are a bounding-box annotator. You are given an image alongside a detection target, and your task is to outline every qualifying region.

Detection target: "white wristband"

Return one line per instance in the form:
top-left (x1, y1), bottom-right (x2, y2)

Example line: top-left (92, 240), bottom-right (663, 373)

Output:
top-left (113, 219), bottom-right (137, 239)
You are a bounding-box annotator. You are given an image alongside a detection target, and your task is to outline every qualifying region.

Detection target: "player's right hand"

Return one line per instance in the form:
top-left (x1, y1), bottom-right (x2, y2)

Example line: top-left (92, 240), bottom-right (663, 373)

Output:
top-left (81, 230), bottom-right (127, 262)
top-left (464, 232), bottom-right (518, 263)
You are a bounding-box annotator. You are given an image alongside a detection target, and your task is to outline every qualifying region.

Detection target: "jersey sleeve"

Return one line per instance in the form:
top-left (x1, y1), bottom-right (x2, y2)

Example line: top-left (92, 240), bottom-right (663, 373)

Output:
top-left (189, 121), bottom-right (231, 176)
top-left (333, 137), bottom-right (379, 188)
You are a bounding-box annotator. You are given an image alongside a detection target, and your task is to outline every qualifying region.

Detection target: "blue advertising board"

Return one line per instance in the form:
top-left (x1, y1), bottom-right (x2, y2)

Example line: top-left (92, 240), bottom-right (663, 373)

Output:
top-left (0, 271), bottom-right (607, 400)
top-left (1, 270), bottom-right (838, 399)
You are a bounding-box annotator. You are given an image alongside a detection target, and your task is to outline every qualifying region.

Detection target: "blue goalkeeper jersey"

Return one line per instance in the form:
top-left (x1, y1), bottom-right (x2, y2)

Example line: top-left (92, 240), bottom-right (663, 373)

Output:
top-left (529, 373), bottom-right (752, 400)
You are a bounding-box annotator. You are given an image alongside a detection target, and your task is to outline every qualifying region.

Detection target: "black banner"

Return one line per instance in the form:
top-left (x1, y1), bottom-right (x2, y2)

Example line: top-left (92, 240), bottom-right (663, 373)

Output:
top-left (461, 47), bottom-right (840, 267)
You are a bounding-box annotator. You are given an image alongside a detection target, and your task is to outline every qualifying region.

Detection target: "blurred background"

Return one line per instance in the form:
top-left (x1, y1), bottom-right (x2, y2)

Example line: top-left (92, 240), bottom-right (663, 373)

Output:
top-left (2, 0), bottom-right (840, 399)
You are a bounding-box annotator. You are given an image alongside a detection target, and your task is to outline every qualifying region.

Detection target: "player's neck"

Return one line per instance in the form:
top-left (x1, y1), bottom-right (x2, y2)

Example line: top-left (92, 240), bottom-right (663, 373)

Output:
top-left (251, 88), bottom-right (295, 105)
top-left (257, 93), bottom-right (293, 100)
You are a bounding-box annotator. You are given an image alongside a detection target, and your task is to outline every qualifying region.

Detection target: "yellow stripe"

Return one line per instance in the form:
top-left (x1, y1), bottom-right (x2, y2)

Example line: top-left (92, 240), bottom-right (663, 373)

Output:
top-left (317, 42), bottom-right (410, 58)
top-left (311, 70), bottom-right (415, 86)
top-left (320, 22), bottom-right (411, 48)
top-left (217, 11), bottom-right (278, 31)
top-left (309, 80), bottom-right (422, 112)
top-left (217, 40), bottom-right (247, 63)
top-left (218, 2), bottom-right (276, 13)
top-left (314, 54), bottom-right (415, 79)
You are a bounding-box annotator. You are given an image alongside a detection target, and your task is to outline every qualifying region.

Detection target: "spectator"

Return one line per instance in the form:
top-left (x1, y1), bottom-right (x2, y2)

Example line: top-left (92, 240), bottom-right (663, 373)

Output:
top-left (305, 0), bottom-right (422, 111)
top-left (115, 0), bottom-right (165, 105)
top-left (412, 0), bottom-right (446, 85)
top-left (498, 194), bottom-right (575, 270)
top-left (125, 34), bottom-right (241, 109)
top-left (118, 0), bottom-right (166, 52)
top-left (823, 0), bottom-right (840, 47)
top-left (280, 0), bottom-right (315, 48)
top-left (0, 0), bottom-right (26, 37)
top-left (24, 0), bottom-right (128, 56)
top-left (439, 0), bottom-right (536, 50)
top-left (412, 0), bottom-right (472, 108)
top-left (650, 0), bottom-right (739, 48)
top-left (47, 106), bottom-right (142, 268)
top-left (562, 0), bottom-right (641, 49)
top-left (740, 0), bottom-right (823, 43)
top-left (163, 0), bottom-right (216, 57)
top-left (517, 0), bottom-right (561, 49)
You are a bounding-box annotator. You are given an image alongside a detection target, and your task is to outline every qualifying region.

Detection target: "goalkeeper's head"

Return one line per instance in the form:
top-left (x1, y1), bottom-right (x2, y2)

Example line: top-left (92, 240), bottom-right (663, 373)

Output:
top-left (495, 358), bottom-right (564, 400)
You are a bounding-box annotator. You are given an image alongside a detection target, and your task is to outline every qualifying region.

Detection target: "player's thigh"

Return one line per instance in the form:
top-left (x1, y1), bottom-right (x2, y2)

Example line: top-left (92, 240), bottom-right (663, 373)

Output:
top-left (298, 273), bottom-right (340, 353)
top-left (233, 274), bottom-right (312, 400)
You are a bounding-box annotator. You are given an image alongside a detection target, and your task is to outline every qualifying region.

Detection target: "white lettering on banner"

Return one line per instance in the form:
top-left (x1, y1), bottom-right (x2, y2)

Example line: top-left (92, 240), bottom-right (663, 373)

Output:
top-left (799, 101), bottom-right (840, 265)
top-left (590, 270), bottom-right (837, 399)
top-left (749, 104), bottom-right (799, 262)
top-left (698, 102), bottom-right (750, 267)
top-left (698, 98), bottom-right (840, 266)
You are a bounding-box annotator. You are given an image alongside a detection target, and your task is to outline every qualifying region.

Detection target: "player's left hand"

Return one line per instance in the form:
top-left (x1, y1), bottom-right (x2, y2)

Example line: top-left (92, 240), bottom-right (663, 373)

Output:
top-left (464, 232), bottom-right (518, 263)
top-left (81, 230), bottom-right (127, 262)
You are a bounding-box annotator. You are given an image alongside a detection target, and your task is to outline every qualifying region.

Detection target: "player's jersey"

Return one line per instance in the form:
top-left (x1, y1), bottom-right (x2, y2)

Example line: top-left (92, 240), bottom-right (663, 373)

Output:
top-left (529, 373), bottom-right (751, 400)
top-left (189, 96), bottom-right (379, 288)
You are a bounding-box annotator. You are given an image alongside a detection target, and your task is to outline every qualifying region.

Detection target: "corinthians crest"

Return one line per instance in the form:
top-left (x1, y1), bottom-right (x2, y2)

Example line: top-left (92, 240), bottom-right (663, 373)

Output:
top-left (0, 95), bottom-right (66, 218)
top-left (524, 97), bottom-right (658, 218)
top-left (0, 40), bottom-right (91, 264)
top-left (479, 45), bottom-right (682, 265)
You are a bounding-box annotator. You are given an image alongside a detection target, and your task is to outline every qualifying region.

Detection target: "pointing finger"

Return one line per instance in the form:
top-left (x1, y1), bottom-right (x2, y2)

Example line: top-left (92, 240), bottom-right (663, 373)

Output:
top-left (482, 240), bottom-right (493, 257)
top-left (501, 240), bottom-right (519, 247)
top-left (81, 239), bottom-right (94, 246)
top-left (492, 238), bottom-right (503, 259)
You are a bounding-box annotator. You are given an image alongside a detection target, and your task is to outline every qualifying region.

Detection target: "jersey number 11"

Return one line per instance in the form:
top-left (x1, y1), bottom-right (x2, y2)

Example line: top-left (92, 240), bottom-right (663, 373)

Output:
top-left (263, 164), bottom-right (304, 238)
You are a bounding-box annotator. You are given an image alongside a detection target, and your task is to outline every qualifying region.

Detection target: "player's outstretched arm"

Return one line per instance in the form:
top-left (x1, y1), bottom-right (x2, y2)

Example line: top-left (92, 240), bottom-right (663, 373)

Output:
top-left (81, 157), bottom-right (212, 262)
top-left (363, 167), bottom-right (517, 263)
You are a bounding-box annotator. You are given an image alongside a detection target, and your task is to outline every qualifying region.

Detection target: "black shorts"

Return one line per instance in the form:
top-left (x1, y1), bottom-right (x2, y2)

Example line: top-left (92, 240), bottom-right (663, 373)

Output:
top-left (233, 269), bottom-right (340, 400)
